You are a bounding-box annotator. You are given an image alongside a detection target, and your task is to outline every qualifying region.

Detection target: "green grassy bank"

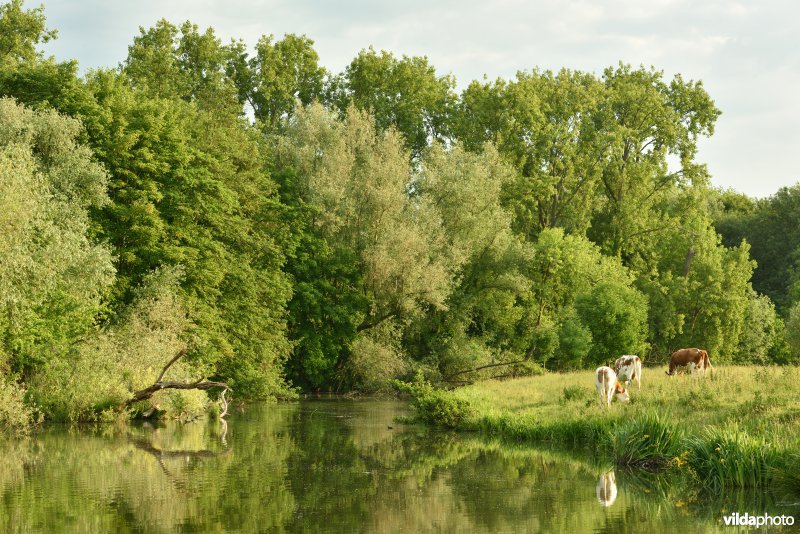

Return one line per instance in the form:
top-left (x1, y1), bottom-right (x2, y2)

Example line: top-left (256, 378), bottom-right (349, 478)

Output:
top-left (399, 366), bottom-right (800, 495)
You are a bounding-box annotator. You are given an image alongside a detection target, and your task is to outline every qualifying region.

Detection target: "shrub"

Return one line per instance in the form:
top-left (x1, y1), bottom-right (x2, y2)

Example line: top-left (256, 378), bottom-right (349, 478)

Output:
top-left (556, 313), bottom-right (593, 370)
top-left (575, 281), bottom-right (648, 365)
top-left (395, 374), bottom-right (473, 428)
top-left (346, 326), bottom-right (408, 393)
top-left (0, 378), bottom-right (39, 435)
top-left (27, 267), bottom-right (211, 422)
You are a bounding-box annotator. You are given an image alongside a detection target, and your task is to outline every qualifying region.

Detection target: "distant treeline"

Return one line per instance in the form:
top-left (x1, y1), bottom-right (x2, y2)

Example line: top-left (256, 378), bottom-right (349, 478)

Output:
top-left (1, 0), bottom-right (799, 426)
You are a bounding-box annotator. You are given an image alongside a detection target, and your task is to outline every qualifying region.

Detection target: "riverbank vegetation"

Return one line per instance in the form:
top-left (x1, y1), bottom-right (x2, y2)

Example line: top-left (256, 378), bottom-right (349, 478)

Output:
top-left (2, 0), bottom-right (800, 431)
top-left (399, 366), bottom-right (800, 495)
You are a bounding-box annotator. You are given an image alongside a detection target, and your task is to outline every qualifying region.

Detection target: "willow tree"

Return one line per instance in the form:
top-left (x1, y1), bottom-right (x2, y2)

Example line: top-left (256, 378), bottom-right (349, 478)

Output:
top-left (0, 98), bottom-right (113, 377)
top-left (407, 143), bottom-right (532, 376)
top-left (276, 105), bottom-right (458, 389)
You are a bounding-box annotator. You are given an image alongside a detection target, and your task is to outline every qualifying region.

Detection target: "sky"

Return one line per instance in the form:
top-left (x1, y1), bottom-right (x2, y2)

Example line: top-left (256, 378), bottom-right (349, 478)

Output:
top-left (37, 0), bottom-right (798, 198)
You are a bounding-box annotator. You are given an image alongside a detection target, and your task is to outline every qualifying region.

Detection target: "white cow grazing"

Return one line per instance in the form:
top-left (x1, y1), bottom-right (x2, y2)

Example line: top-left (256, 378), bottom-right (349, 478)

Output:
top-left (595, 366), bottom-right (629, 408)
top-left (614, 355), bottom-right (642, 391)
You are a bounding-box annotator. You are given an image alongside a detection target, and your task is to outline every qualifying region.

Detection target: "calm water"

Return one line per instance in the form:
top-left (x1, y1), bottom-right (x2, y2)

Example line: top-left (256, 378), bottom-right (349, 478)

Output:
top-left (0, 400), bottom-right (796, 533)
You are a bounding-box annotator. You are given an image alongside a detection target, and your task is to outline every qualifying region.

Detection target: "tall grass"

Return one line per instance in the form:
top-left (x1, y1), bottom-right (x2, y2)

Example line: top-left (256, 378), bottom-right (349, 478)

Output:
top-left (687, 424), bottom-right (777, 491)
top-left (612, 410), bottom-right (681, 469)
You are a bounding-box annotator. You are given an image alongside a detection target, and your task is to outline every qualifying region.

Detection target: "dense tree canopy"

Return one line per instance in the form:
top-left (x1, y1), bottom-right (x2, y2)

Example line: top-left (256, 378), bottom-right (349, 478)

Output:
top-left (0, 0), bottom-right (797, 428)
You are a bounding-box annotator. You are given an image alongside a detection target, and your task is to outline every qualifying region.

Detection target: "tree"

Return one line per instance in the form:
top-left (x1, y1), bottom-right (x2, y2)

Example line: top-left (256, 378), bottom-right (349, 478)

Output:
top-left (328, 48), bottom-right (456, 157)
top-left (0, 98), bottom-right (113, 376)
top-left (276, 105), bottom-right (458, 389)
top-left (81, 70), bottom-right (294, 397)
top-left (523, 228), bottom-right (637, 366)
top-left (405, 142), bottom-right (532, 376)
top-left (785, 302), bottom-right (800, 361)
top-left (124, 20), bottom-right (240, 114)
top-left (589, 65), bottom-right (720, 260)
top-left (713, 184), bottom-right (800, 312)
top-left (732, 290), bottom-right (787, 364)
top-left (0, 0), bottom-right (97, 121)
top-left (226, 33), bottom-right (326, 129)
top-left (635, 194), bottom-right (755, 362)
top-left (575, 282), bottom-right (649, 365)
top-left (0, 0), bottom-right (56, 66)
top-left (455, 69), bottom-right (604, 238)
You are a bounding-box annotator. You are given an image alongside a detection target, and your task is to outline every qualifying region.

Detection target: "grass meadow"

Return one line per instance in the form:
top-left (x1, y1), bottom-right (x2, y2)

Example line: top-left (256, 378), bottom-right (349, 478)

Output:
top-left (406, 366), bottom-right (800, 495)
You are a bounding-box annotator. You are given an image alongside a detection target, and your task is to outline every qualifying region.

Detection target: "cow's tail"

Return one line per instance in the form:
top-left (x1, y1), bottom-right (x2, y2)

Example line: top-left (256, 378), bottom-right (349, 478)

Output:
top-left (704, 351), bottom-right (713, 372)
top-left (636, 359), bottom-right (642, 389)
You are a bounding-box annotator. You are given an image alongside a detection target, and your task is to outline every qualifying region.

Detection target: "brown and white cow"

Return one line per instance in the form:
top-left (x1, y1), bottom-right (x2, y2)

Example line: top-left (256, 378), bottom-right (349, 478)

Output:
top-left (614, 355), bottom-right (642, 390)
top-left (667, 348), bottom-right (713, 376)
top-left (595, 366), bottom-right (629, 408)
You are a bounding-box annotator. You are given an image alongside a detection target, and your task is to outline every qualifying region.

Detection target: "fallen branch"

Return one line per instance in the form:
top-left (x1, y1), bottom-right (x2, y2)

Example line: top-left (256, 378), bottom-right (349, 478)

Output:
top-left (124, 349), bottom-right (232, 410)
top-left (444, 359), bottom-right (528, 381)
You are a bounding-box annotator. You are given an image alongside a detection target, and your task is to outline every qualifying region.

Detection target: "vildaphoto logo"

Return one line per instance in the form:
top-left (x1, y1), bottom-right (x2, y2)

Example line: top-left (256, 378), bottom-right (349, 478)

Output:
top-left (723, 512), bottom-right (794, 527)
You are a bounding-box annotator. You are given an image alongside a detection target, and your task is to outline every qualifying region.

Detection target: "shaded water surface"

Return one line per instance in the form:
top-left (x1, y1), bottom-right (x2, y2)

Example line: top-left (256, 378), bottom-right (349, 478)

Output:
top-left (0, 400), bottom-right (795, 532)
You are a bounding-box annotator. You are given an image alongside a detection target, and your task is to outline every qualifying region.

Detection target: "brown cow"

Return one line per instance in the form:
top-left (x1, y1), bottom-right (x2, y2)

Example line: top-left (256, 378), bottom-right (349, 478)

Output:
top-left (667, 348), bottom-right (712, 376)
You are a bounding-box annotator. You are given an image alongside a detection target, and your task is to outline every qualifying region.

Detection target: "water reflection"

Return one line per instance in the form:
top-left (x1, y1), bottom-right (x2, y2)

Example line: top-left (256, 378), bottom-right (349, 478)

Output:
top-left (596, 471), bottom-right (617, 507)
top-left (0, 400), bottom-right (794, 533)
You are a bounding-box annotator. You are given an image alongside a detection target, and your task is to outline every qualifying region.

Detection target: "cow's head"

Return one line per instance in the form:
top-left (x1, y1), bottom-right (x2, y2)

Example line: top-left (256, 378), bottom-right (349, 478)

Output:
top-left (613, 382), bottom-right (630, 403)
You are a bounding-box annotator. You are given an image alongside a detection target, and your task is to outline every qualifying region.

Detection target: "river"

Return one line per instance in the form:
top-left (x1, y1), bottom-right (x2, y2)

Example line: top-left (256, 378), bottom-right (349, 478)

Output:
top-left (0, 399), bottom-right (794, 532)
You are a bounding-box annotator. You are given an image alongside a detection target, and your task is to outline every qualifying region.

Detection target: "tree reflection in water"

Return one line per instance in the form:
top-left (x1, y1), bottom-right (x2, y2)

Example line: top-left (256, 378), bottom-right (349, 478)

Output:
top-left (0, 400), bottom-right (792, 533)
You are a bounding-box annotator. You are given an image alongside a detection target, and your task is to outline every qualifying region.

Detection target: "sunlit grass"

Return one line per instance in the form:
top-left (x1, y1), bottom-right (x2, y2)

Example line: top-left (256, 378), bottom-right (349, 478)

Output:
top-left (408, 365), bottom-right (800, 492)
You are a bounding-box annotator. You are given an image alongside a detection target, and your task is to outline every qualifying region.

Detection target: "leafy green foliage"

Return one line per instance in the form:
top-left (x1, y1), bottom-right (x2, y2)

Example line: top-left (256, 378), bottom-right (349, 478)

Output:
top-left (0, 0), bottom-right (56, 66)
top-left (395, 374), bottom-right (473, 428)
top-left (714, 184), bottom-right (800, 312)
top-left (456, 69), bottom-right (604, 238)
top-left (785, 302), bottom-right (800, 361)
top-left (732, 291), bottom-right (787, 364)
top-left (0, 378), bottom-right (38, 435)
top-left (556, 312), bottom-right (593, 370)
top-left (124, 19), bottom-right (239, 112)
top-left (0, 98), bottom-right (114, 375)
top-left (575, 281), bottom-right (649, 365)
top-left (328, 47), bottom-right (456, 157)
top-left (276, 105), bottom-right (459, 389)
top-left (26, 267), bottom-right (206, 422)
top-left (81, 70), bottom-right (294, 398)
top-left (231, 33), bottom-right (327, 129)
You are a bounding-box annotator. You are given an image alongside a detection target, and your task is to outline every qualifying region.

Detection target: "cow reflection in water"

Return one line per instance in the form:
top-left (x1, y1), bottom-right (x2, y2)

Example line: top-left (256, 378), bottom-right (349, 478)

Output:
top-left (596, 471), bottom-right (617, 507)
